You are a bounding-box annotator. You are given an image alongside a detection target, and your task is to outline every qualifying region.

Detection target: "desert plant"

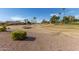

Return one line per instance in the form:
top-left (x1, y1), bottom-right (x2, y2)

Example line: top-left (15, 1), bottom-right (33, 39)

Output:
top-left (0, 28), bottom-right (5, 32)
top-left (2, 25), bottom-right (6, 30)
top-left (11, 30), bottom-right (27, 40)
top-left (0, 25), bottom-right (7, 32)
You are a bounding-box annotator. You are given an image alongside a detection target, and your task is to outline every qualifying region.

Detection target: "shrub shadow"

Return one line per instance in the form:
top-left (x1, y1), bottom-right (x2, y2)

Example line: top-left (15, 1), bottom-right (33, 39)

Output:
top-left (6, 28), bottom-right (13, 32)
top-left (25, 27), bottom-right (32, 29)
top-left (23, 26), bottom-right (32, 29)
top-left (6, 30), bottom-right (12, 32)
top-left (15, 36), bottom-right (36, 41)
top-left (25, 36), bottom-right (36, 41)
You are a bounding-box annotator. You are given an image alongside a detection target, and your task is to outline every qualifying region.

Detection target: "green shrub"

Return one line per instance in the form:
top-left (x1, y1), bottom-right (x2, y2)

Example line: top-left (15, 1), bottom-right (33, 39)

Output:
top-left (2, 25), bottom-right (6, 31)
top-left (0, 25), bottom-right (6, 32)
top-left (0, 28), bottom-right (4, 32)
top-left (11, 30), bottom-right (27, 40)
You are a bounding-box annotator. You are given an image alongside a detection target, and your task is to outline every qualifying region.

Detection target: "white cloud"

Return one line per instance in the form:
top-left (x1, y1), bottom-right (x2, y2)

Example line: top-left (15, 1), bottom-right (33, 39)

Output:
top-left (50, 13), bottom-right (59, 16)
top-left (10, 17), bottom-right (25, 20)
top-left (75, 15), bottom-right (79, 19)
top-left (50, 13), bottom-right (54, 16)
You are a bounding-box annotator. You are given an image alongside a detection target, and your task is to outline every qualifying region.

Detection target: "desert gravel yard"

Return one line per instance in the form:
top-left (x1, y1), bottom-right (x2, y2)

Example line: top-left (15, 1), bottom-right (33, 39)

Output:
top-left (0, 25), bottom-right (79, 51)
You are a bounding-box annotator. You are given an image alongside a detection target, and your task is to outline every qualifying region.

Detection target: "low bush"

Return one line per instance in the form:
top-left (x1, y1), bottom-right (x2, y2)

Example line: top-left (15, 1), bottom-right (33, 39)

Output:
top-left (0, 25), bottom-right (6, 32)
top-left (11, 30), bottom-right (27, 40)
top-left (0, 28), bottom-right (5, 32)
top-left (2, 25), bottom-right (6, 30)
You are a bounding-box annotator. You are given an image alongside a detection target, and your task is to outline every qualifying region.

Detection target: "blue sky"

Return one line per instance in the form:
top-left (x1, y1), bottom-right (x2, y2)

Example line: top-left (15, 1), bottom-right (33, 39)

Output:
top-left (0, 8), bottom-right (79, 22)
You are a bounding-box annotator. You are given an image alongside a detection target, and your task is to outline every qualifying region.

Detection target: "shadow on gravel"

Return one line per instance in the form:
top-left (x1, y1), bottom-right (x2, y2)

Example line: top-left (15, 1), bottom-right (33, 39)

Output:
top-left (25, 36), bottom-right (36, 41)
top-left (23, 26), bottom-right (32, 29)
top-left (15, 36), bottom-right (36, 41)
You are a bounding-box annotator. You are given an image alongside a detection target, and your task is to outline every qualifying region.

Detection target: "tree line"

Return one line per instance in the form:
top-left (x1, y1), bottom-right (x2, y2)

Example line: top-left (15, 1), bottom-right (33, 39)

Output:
top-left (41, 15), bottom-right (79, 25)
top-left (0, 15), bottom-right (79, 25)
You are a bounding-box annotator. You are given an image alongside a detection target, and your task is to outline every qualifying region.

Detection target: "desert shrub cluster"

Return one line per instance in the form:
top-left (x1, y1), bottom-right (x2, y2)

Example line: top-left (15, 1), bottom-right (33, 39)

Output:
top-left (11, 30), bottom-right (27, 40)
top-left (0, 25), bottom-right (7, 32)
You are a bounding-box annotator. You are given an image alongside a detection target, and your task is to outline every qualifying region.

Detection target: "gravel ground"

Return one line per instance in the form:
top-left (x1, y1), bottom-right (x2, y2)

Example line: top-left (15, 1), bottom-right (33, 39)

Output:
top-left (0, 25), bottom-right (79, 51)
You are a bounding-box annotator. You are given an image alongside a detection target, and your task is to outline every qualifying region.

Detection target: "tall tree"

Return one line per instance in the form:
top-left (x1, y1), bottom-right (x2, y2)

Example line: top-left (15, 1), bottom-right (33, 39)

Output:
top-left (50, 15), bottom-right (60, 24)
top-left (62, 16), bottom-right (75, 24)
top-left (41, 19), bottom-right (49, 24)
top-left (62, 16), bottom-right (69, 24)
top-left (24, 19), bottom-right (28, 24)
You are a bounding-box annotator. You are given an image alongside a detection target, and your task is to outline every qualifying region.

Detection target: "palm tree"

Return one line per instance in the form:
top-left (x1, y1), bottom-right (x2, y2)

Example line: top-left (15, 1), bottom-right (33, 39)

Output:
top-left (33, 17), bottom-right (36, 20)
top-left (58, 12), bottom-right (61, 15)
top-left (58, 12), bottom-right (61, 23)
top-left (24, 19), bottom-right (28, 25)
top-left (61, 8), bottom-right (66, 24)
top-left (32, 17), bottom-right (37, 24)
top-left (62, 8), bottom-right (66, 16)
